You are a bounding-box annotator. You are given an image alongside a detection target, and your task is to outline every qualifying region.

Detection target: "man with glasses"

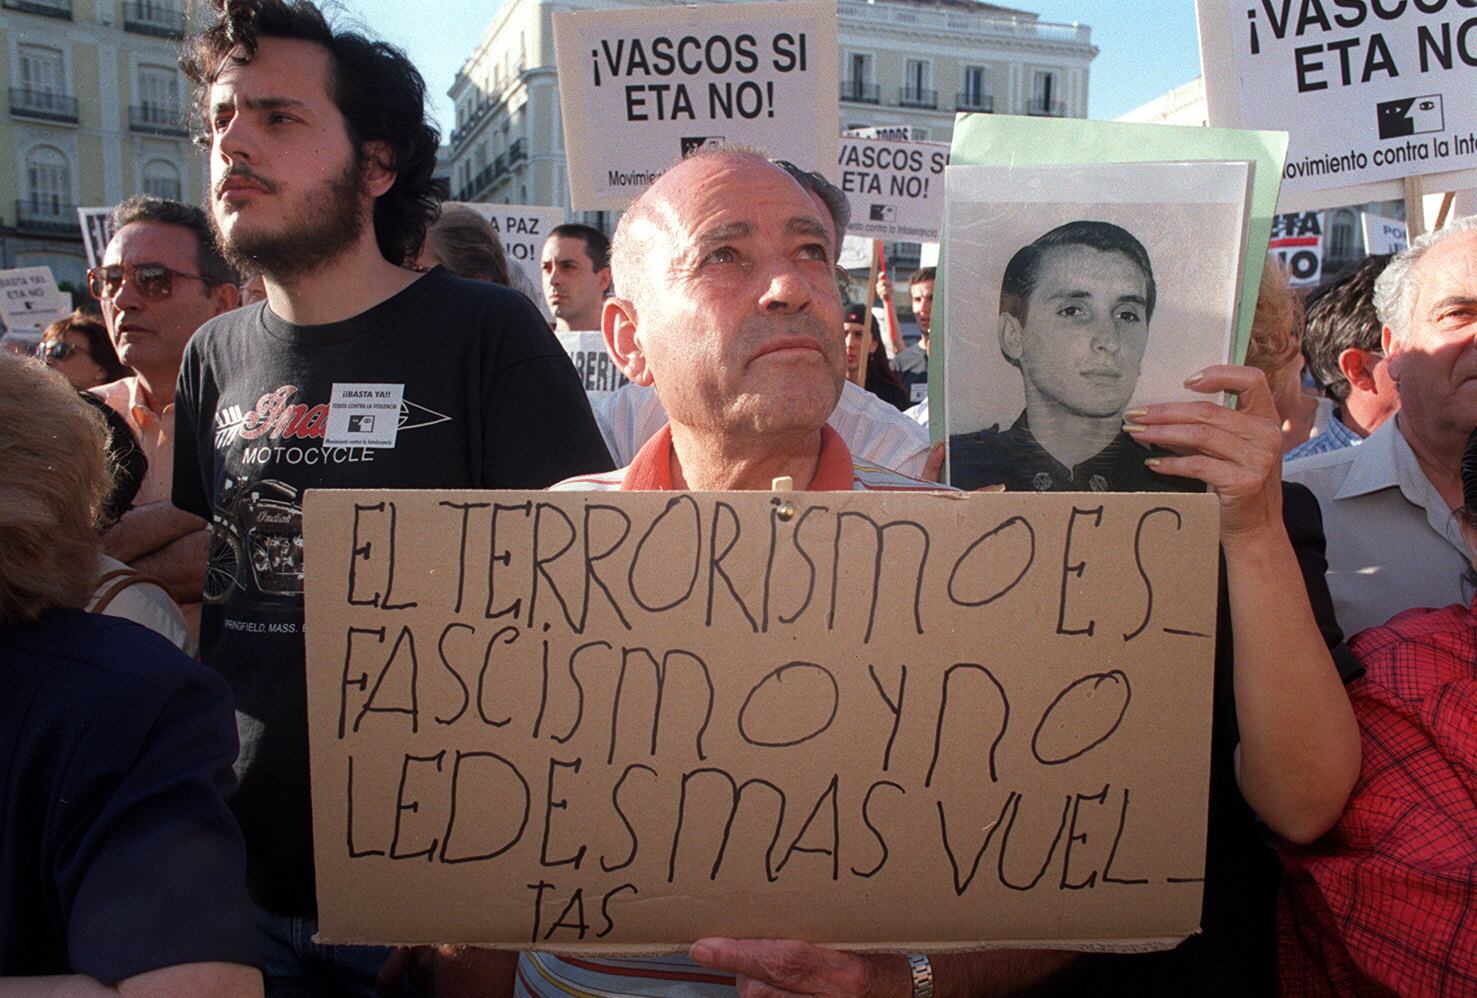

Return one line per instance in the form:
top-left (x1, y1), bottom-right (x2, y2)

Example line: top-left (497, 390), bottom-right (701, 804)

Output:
top-left (90, 196), bottom-right (241, 643)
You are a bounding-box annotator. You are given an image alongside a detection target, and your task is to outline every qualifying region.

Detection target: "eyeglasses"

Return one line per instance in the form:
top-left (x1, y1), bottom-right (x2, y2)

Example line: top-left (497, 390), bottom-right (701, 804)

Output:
top-left (36, 340), bottom-right (81, 362)
top-left (87, 263), bottom-right (208, 301)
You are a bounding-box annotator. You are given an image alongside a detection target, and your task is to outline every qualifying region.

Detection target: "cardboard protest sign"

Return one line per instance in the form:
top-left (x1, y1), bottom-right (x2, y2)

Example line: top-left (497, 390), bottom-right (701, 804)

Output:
top-left (556, 330), bottom-right (629, 396)
top-left (454, 202), bottom-right (566, 310)
top-left (0, 267), bottom-right (70, 331)
top-left (303, 487), bottom-right (1220, 951)
top-left (1361, 211), bottom-right (1408, 256)
top-left (839, 136), bottom-right (949, 242)
top-left (553, 0), bottom-right (838, 210)
top-left (77, 207), bottom-right (115, 270)
top-left (945, 115), bottom-right (1286, 383)
top-left (1268, 211), bottom-right (1325, 287)
top-left (1197, 0), bottom-right (1477, 212)
top-left (939, 161), bottom-right (1249, 492)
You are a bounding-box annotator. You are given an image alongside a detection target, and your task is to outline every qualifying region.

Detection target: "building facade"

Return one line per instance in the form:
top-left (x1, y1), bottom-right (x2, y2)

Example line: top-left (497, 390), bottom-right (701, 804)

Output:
top-left (1, 0), bottom-right (204, 297)
top-left (444, 0), bottom-right (1096, 239)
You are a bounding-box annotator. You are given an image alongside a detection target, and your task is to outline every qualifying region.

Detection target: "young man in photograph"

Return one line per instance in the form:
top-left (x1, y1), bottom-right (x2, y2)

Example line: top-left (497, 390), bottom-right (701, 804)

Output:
top-left (948, 220), bottom-right (1197, 493)
top-left (174, 0), bottom-right (612, 989)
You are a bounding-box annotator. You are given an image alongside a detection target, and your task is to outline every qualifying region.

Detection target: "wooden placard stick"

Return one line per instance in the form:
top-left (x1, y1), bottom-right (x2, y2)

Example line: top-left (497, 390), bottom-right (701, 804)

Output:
top-left (851, 240), bottom-right (880, 388)
top-left (1433, 191), bottom-right (1456, 231)
top-left (1403, 176), bottom-right (1426, 243)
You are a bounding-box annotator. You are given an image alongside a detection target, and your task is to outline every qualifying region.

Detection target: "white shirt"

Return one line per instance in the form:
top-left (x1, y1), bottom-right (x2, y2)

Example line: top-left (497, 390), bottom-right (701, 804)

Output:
top-left (89, 554), bottom-right (195, 656)
top-left (589, 380), bottom-right (932, 476)
top-left (1283, 418), bottom-right (1471, 637)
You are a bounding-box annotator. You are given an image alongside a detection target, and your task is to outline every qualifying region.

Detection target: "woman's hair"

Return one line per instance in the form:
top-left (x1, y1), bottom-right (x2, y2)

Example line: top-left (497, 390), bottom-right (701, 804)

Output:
top-left (1246, 256), bottom-right (1305, 376)
top-left (0, 354), bottom-right (111, 627)
top-left (41, 309), bottom-right (129, 383)
top-left (423, 205), bottom-right (511, 285)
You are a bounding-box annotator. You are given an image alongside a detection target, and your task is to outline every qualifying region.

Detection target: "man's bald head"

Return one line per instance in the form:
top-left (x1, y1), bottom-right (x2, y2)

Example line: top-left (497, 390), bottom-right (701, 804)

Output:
top-left (611, 147), bottom-right (828, 305)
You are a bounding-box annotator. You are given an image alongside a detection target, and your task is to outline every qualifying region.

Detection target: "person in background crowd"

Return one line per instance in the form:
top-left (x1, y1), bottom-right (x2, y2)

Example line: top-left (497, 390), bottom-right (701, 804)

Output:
top-left (89, 197), bottom-right (240, 644)
top-left (239, 274), bottom-right (268, 306)
top-left (175, 0), bottom-right (612, 990)
top-left (581, 158), bottom-right (930, 475)
top-left (37, 309), bottom-right (129, 390)
top-left (1277, 426), bottom-right (1477, 995)
top-left (883, 266), bottom-right (933, 406)
top-left (541, 222), bottom-right (611, 332)
top-left (1286, 254), bottom-right (1399, 461)
top-left (414, 203), bottom-right (511, 285)
top-left (0, 352), bottom-right (261, 996)
top-left (1245, 257), bottom-right (1324, 452)
top-left (1284, 216), bottom-right (1477, 636)
top-left (844, 302), bottom-right (909, 410)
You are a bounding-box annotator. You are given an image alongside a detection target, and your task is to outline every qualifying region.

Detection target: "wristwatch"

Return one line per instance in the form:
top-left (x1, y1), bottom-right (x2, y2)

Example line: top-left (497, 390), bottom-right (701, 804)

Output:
top-left (906, 952), bottom-right (934, 998)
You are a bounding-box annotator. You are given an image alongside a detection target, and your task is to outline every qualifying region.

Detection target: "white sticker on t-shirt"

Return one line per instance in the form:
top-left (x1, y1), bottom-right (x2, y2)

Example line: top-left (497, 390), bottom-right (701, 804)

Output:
top-left (324, 383), bottom-right (405, 449)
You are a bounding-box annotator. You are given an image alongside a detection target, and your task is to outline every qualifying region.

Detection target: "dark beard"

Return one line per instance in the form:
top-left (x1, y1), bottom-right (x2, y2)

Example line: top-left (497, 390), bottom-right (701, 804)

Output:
top-left (211, 157), bottom-right (365, 282)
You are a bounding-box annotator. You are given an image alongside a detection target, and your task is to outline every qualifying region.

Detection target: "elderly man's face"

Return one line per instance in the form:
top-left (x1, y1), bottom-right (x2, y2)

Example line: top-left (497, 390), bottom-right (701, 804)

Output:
top-left (1387, 230), bottom-right (1477, 434)
top-left (1001, 244), bottom-right (1150, 419)
top-left (626, 156), bottom-right (845, 437)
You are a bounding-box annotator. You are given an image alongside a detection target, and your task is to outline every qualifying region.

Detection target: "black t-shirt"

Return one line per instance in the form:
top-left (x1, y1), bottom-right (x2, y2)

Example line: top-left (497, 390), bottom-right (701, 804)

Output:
top-left (0, 611), bottom-right (259, 982)
top-left (172, 268), bottom-right (614, 915)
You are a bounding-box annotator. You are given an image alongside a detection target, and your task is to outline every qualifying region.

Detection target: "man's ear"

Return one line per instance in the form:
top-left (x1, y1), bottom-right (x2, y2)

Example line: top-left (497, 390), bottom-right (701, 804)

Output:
top-left (1337, 347), bottom-right (1378, 393)
top-left (597, 266), bottom-right (613, 297)
top-left (360, 140), bottom-right (397, 199)
top-left (603, 296), bottom-right (652, 386)
top-left (1381, 325), bottom-right (1403, 385)
top-left (210, 280), bottom-right (240, 317)
top-left (998, 312), bottom-right (1023, 364)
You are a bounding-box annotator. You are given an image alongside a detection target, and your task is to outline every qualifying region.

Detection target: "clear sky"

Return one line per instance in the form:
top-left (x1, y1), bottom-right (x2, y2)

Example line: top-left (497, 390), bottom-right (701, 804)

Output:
top-left (336, 0), bottom-right (1206, 139)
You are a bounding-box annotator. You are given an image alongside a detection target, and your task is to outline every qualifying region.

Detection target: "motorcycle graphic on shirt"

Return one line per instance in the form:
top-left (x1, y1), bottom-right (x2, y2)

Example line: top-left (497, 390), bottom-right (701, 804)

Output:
top-left (203, 384), bottom-right (452, 604)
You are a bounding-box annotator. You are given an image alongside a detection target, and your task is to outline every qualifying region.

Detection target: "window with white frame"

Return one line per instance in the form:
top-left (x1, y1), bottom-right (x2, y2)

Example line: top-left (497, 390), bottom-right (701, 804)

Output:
top-left (17, 45), bottom-right (66, 108)
top-left (904, 59), bottom-right (931, 101)
top-left (26, 145), bottom-right (71, 216)
top-left (962, 66), bottom-right (990, 109)
top-left (1032, 70), bottom-right (1058, 113)
top-left (138, 64), bottom-right (181, 125)
top-left (142, 159), bottom-right (182, 200)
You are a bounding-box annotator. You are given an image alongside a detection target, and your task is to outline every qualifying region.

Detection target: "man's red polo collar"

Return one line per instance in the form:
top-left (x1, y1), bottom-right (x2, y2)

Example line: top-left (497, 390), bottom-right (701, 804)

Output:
top-left (620, 423), bottom-right (855, 491)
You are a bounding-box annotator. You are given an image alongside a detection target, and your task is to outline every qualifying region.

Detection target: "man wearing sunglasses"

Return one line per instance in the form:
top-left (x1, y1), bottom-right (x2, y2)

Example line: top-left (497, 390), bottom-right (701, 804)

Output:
top-left (89, 197), bottom-right (241, 644)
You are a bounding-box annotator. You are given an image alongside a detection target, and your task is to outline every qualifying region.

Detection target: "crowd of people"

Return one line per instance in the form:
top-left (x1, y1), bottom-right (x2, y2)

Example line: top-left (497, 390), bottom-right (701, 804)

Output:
top-left (1, 0), bottom-right (1474, 995)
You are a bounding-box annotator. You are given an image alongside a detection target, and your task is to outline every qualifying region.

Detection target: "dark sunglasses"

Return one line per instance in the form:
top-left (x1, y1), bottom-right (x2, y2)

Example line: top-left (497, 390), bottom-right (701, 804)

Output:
top-left (37, 340), bottom-right (83, 362)
top-left (87, 262), bottom-right (207, 301)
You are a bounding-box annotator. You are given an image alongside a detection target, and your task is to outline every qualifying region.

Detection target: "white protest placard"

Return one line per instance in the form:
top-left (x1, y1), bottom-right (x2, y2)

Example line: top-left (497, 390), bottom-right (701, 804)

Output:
top-left (553, 0), bottom-right (839, 210)
top-left (845, 125), bottom-right (918, 142)
top-left (838, 234), bottom-right (873, 271)
top-left (838, 135), bottom-right (949, 242)
top-left (0, 267), bottom-right (69, 331)
top-left (77, 206), bottom-right (115, 269)
top-left (1268, 211), bottom-right (1325, 287)
top-left (556, 330), bottom-right (629, 396)
top-left (1197, 0), bottom-right (1477, 211)
top-left (454, 202), bottom-right (566, 303)
top-left (1361, 211), bottom-right (1408, 255)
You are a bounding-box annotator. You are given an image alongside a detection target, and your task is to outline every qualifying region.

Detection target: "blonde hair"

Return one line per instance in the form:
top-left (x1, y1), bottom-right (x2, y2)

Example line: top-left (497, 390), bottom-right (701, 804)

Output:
top-left (0, 354), bottom-right (110, 627)
top-left (1246, 256), bottom-right (1305, 376)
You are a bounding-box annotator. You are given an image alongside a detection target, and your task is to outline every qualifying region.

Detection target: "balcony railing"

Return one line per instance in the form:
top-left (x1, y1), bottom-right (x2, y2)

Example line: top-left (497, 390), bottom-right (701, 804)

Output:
top-left (9, 88), bottom-right (78, 123)
top-left (509, 138), bottom-right (526, 164)
top-left (129, 103), bottom-right (187, 136)
top-left (15, 199), bottom-right (78, 234)
top-left (956, 92), bottom-right (994, 113)
top-left (899, 86), bottom-right (938, 109)
top-left (2, 0), bottom-right (71, 18)
top-left (839, 80), bottom-right (879, 104)
top-left (1027, 99), bottom-right (1066, 117)
top-left (123, 1), bottom-right (184, 37)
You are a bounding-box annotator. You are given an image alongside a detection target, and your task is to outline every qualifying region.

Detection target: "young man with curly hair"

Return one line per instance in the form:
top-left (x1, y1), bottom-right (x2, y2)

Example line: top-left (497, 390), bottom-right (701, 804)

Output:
top-left (172, 1), bottom-right (612, 989)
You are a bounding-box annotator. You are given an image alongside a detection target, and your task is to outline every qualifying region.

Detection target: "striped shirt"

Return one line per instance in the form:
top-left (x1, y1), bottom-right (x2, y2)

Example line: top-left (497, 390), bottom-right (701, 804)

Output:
top-left (1284, 407), bottom-right (1363, 461)
top-left (530, 421), bottom-right (939, 996)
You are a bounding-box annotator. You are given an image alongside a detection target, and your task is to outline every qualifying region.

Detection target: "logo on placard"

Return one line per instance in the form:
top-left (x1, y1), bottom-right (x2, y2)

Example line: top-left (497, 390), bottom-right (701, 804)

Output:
top-left (680, 135), bottom-right (726, 157)
top-left (869, 204), bottom-right (897, 223)
top-left (1376, 95), bottom-right (1444, 140)
top-left (348, 414), bottom-right (376, 433)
